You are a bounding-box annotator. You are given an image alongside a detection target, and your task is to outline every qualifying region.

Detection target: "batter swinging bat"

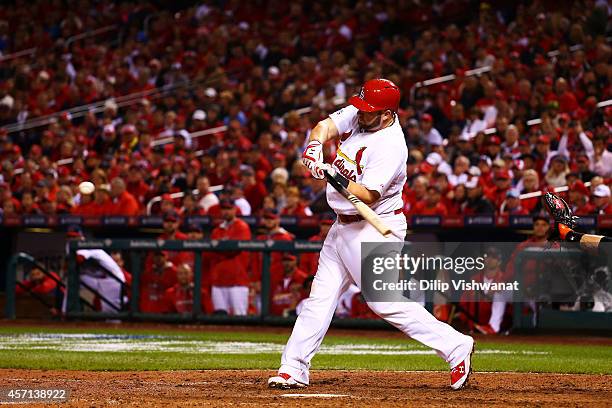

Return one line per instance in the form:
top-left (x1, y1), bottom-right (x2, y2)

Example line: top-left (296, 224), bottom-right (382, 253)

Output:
top-left (324, 170), bottom-right (393, 237)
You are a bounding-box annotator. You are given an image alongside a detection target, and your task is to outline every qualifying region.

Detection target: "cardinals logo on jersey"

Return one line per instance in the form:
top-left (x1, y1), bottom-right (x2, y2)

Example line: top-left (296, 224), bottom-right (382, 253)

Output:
top-left (333, 147), bottom-right (366, 182)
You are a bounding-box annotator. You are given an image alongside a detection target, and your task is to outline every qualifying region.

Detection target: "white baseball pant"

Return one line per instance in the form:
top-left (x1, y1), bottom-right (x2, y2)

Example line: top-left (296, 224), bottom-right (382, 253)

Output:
top-left (279, 214), bottom-right (473, 384)
top-left (211, 286), bottom-right (249, 315)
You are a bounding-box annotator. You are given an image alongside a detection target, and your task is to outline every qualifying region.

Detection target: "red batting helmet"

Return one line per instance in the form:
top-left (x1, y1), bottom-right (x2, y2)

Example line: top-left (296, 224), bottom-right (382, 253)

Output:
top-left (348, 78), bottom-right (400, 112)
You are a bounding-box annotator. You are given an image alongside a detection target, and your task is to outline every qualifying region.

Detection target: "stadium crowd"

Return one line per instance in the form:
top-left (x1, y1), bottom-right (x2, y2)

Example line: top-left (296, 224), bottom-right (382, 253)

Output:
top-left (3, 1), bottom-right (611, 321)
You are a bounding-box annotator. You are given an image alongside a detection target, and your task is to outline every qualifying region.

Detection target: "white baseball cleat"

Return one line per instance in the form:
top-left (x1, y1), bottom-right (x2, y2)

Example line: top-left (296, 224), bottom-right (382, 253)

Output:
top-left (268, 373), bottom-right (307, 389)
top-left (450, 337), bottom-right (475, 390)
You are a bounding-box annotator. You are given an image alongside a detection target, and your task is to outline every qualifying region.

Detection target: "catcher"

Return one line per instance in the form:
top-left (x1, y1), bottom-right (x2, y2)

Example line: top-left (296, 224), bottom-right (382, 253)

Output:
top-left (542, 192), bottom-right (612, 250)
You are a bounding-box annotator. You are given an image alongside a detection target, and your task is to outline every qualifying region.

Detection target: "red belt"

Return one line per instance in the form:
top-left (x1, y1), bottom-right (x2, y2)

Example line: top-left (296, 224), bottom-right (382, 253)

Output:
top-left (337, 208), bottom-right (403, 224)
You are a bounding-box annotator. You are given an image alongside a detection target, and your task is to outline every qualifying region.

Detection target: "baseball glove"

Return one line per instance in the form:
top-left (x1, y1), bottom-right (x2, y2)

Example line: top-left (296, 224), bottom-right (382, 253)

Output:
top-left (541, 192), bottom-right (578, 240)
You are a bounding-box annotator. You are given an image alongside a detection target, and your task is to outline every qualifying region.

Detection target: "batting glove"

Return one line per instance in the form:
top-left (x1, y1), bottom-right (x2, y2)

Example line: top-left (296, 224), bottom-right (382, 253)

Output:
top-left (302, 140), bottom-right (324, 178)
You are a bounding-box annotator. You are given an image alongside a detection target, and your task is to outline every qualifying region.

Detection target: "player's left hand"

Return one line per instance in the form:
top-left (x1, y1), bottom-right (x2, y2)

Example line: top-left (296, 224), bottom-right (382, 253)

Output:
top-left (302, 140), bottom-right (324, 178)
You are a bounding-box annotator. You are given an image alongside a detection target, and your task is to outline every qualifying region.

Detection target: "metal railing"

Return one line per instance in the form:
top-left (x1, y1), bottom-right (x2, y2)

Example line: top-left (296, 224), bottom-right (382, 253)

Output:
top-left (57, 238), bottom-right (323, 322)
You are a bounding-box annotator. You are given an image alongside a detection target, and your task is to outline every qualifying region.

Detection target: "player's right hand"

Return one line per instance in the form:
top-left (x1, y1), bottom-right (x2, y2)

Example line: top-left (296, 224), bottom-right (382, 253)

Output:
top-left (302, 140), bottom-right (324, 178)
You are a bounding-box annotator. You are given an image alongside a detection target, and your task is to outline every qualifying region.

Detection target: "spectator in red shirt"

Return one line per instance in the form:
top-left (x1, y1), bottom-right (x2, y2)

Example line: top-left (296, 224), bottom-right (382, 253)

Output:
top-left (485, 170), bottom-right (512, 209)
top-left (20, 191), bottom-right (41, 215)
top-left (209, 199), bottom-right (252, 315)
top-left (447, 183), bottom-right (467, 216)
top-left (164, 263), bottom-right (213, 315)
top-left (568, 180), bottom-right (595, 215)
top-left (72, 183), bottom-right (97, 216)
top-left (109, 177), bottom-right (140, 216)
top-left (139, 251), bottom-right (178, 313)
top-left (281, 186), bottom-right (311, 216)
top-left (241, 168), bottom-right (268, 212)
top-left (413, 185), bottom-right (448, 216)
top-left (518, 169), bottom-right (541, 213)
top-left (180, 192), bottom-right (206, 218)
top-left (126, 164), bottom-right (150, 207)
top-left (499, 189), bottom-right (529, 215)
top-left (591, 185), bottom-right (612, 215)
top-left (270, 254), bottom-right (310, 316)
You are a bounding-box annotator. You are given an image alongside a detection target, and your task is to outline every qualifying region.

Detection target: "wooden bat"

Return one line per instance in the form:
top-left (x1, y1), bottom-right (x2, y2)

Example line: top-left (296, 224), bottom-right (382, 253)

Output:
top-left (324, 170), bottom-right (393, 237)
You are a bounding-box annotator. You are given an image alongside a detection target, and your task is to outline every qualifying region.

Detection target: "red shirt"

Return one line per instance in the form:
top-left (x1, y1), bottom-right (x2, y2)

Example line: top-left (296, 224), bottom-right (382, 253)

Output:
top-left (244, 182), bottom-right (268, 211)
top-left (159, 231), bottom-right (191, 267)
top-left (269, 267), bottom-right (310, 316)
top-left (413, 201), bottom-right (448, 216)
top-left (299, 233), bottom-right (325, 275)
top-left (458, 271), bottom-right (506, 328)
top-left (209, 218), bottom-right (252, 286)
top-left (250, 229), bottom-right (294, 282)
top-left (111, 191), bottom-right (140, 216)
top-left (139, 262), bottom-right (178, 313)
top-left (164, 284), bottom-right (213, 314)
top-left (16, 272), bottom-right (61, 296)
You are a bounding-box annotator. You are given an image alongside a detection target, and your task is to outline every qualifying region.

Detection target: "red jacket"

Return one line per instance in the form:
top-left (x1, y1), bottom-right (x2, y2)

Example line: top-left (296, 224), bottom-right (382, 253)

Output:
top-left (139, 262), bottom-right (177, 313)
top-left (159, 231), bottom-right (192, 267)
top-left (299, 233), bottom-right (325, 276)
top-left (209, 218), bottom-right (252, 286)
top-left (250, 229), bottom-right (294, 283)
top-left (269, 267), bottom-right (310, 316)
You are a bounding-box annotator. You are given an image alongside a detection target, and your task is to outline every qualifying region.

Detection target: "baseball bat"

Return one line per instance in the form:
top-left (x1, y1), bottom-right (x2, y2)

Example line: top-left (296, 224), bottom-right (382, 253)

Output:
top-left (519, 181), bottom-right (591, 200)
top-left (324, 170), bottom-right (393, 237)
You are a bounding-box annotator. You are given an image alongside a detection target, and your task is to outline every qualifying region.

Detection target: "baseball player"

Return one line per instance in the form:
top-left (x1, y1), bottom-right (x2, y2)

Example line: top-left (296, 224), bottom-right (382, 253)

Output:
top-left (268, 79), bottom-right (474, 390)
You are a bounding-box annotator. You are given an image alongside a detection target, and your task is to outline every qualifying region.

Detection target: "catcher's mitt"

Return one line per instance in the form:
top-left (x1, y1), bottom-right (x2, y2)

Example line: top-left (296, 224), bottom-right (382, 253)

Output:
top-left (542, 192), bottom-right (579, 240)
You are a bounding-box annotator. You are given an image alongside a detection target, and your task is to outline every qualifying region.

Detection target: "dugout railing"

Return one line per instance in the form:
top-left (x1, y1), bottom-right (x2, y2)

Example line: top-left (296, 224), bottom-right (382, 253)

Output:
top-left (5, 240), bottom-right (612, 331)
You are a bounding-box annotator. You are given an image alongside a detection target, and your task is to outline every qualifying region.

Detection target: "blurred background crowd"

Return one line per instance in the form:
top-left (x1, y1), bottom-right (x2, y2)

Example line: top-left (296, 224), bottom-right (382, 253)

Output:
top-left (0, 0), bottom-right (610, 222)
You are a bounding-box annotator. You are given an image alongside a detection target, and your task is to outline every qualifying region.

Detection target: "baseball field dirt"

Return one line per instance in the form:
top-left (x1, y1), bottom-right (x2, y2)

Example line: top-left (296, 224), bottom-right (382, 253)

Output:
top-left (1, 369), bottom-right (610, 407)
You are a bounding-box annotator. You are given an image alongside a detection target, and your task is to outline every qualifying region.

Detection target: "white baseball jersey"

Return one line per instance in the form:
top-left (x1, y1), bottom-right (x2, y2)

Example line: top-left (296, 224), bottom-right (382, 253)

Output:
top-left (327, 105), bottom-right (407, 215)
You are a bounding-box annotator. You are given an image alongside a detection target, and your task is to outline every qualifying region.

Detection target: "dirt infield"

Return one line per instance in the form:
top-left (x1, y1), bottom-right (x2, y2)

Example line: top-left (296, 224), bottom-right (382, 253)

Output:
top-left (1, 369), bottom-right (610, 407)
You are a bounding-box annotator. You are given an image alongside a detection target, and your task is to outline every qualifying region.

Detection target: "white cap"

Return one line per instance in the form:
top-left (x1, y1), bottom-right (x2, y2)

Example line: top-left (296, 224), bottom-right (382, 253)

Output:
top-left (428, 132), bottom-right (443, 146)
top-left (204, 88), bottom-right (217, 98)
top-left (78, 181), bottom-right (95, 195)
top-left (192, 109), bottom-right (206, 121)
top-left (465, 177), bottom-right (479, 189)
top-left (593, 184), bottom-right (611, 198)
top-left (268, 66), bottom-right (280, 76)
top-left (425, 152), bottom-right (443, 166)
top-left (0, 94), bottom-right (14, 109)
top-left (437, 161), bottom-right (452, 176)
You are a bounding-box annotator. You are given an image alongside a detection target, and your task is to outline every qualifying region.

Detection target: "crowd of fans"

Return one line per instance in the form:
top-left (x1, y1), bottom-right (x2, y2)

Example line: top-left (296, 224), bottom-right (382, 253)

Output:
top-left (0, 0), bottom-right (610, 223)
top-left (4, 1), bottom-right (612, 321)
